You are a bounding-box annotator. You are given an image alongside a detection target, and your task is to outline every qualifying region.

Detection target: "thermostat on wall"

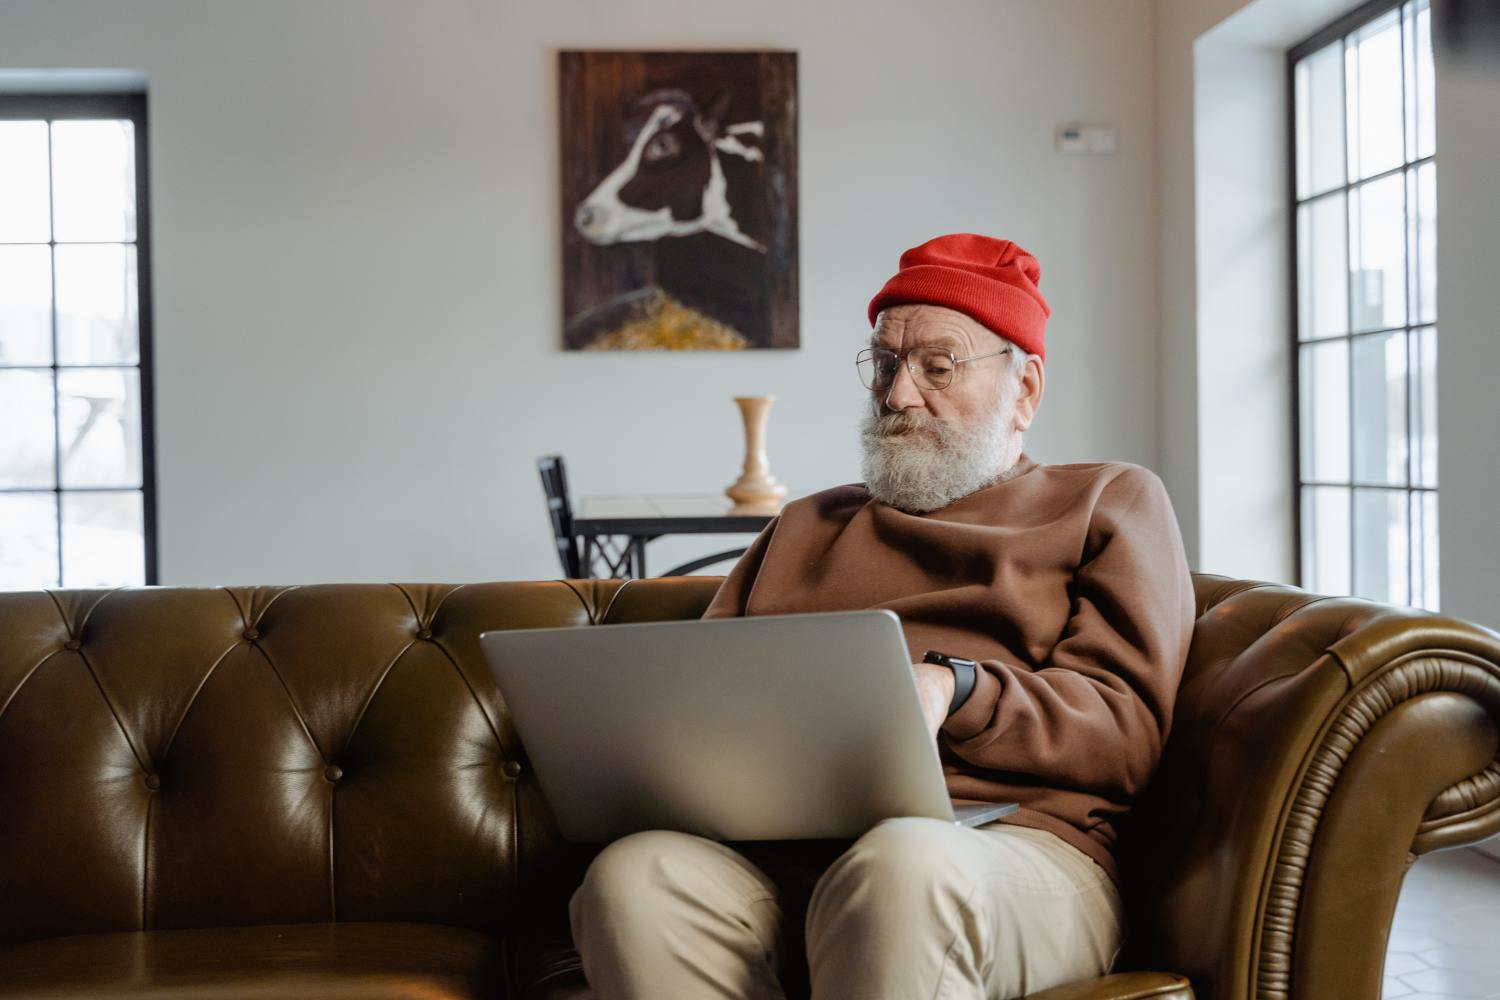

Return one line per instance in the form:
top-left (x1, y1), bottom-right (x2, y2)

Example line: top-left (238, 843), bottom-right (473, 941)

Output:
top-left (1056, 124), bottom-right (1117, 155)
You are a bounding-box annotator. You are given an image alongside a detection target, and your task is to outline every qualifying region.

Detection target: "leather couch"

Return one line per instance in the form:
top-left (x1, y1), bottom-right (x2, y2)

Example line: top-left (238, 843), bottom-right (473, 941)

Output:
top-left (1, 574), bottom-right (1497, 1000)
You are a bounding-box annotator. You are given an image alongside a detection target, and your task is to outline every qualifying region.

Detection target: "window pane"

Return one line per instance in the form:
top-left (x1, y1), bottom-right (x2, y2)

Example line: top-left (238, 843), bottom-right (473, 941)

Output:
top-left (1298, 192), bottom-right (1348, 339)
top-left (1409, 161), bottom-right (1436, 325)
top-left (1349, 173), bottom-right (1407, 332)
top-left (0, 492), bottom-right (59, 590)
top-left (57, 368), bottom-right (143, 488)
top-left (1403, 2), bottom-right (1417, 163)
top-left (1296, 42), bottom-right (1346, 199)
top-left (1353, 488), bottom-right (1409, 604)
top-left (1411, 0), bottom-right (1435, 160)
top-left (0, 121), bottom-right (51, 243)
top-left (1302, 485), bottom-right (1351, 595)
top-left (50, 120), bottom-right (136, 243)
top-left (0, 369), bottom-right (56, 488)
top-left (1352, 332), bottom-right (1408, 485)
top-left (1345, 10), bottom-right (1404, 182)
top-left (1409, 325), bottom-right (1437, 488)
top-left (1412, 490), bottom-right (1439, 610)
top-left (0, 245), bottom-right (54, 366)
top-left (1300, 339), bottom-right (1350, 482)
top-left (55, 244), bottom-right (139, 365)
top-left (61, 490), bottom-right (144, 587)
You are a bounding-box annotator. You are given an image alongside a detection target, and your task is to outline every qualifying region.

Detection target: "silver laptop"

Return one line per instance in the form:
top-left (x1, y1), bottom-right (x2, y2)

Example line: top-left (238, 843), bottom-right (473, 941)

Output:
top-left (479, 610), bottom-right (1017, 843)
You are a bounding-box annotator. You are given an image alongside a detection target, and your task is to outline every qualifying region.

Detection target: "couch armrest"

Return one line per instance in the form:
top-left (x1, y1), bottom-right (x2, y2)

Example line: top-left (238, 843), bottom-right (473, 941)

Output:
top-left (1127, 578), bottom-right (1500, 1000)
top-left (1264, 626), bottom-right (1500, 1000)
top-left (1024, 972), bottom-right (1193, 1000)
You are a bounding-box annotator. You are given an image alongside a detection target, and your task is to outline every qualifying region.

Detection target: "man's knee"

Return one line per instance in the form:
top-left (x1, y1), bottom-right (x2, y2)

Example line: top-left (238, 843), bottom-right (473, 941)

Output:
top-left (572, 829), bottom-right (701, 916)
top-left (810, 817), bottom-right (972, 921)
top-left (572, 829), bottom-right (781, 940)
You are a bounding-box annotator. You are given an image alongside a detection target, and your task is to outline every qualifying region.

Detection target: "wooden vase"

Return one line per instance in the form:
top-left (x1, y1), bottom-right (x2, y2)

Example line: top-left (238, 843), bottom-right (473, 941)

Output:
top-left (725, 395), bottom-right (788, 511)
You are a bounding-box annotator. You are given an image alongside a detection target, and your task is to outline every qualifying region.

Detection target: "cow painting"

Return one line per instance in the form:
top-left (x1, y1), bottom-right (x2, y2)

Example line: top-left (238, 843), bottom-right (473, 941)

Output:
top-left (574, 89), bottom-right (766, 252)
top-left (559, 51), bottom-right (799, 351)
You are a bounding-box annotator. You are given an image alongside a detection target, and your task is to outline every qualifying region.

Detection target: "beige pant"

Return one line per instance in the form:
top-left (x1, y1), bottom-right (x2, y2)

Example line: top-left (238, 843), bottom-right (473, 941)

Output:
top-left (569, 818), bottom-right (1124, 1000)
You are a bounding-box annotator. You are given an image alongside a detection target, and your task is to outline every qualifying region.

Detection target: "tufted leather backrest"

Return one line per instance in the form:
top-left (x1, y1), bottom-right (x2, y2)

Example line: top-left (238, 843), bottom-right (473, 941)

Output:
top-left (0, 578), bottom-right (721, 946)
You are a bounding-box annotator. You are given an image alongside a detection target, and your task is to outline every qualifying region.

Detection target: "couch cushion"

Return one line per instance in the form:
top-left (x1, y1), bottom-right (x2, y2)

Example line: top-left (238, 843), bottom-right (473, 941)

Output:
top-left (0, 922), bottom-right (501, 999)
top-left (510, 938), bottom-right (1194, 1000)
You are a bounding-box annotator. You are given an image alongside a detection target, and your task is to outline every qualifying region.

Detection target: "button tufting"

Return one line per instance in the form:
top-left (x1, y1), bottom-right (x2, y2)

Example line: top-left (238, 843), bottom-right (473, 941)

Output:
top-left (63, 639), bottom-right (81, 651)
top-left (144, 774), bottom-right (161, 791)
top-left (324, 764), bottom-right (343, 783)
top-left (416, 627), bottom-right (432, 640)
top-left (503, 760), bottom-right (522, 779)
top-left (242, 627), bottom-right (260, 641)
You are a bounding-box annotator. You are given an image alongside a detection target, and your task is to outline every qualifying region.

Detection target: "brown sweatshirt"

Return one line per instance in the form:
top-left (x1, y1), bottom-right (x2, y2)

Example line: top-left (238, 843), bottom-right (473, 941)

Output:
top-left (702, 455), bottom-right (1194, 885)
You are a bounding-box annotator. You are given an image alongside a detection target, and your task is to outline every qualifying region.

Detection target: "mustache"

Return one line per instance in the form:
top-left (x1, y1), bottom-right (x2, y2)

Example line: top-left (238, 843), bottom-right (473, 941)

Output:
top-left (870, 410), bottom-right (943, 437)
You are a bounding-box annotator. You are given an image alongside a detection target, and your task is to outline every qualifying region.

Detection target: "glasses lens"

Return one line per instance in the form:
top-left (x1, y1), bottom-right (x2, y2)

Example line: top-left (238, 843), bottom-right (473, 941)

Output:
top-left (857, 349), bottom-right (899, 389)
top-left (856, 348), bottom-right (960, 390)
top-left (909, 348), bottom-right (956, 389)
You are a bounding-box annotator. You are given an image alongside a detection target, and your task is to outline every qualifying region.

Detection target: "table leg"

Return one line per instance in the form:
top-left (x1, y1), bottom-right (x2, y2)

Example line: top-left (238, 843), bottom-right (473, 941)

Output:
top-left (629, 537), bottom-right (647, 579)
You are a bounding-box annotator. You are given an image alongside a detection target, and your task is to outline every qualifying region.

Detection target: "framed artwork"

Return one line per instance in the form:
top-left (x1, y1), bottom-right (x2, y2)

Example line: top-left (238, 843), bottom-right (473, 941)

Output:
top-left (558, 50), bottom-right (799, 350)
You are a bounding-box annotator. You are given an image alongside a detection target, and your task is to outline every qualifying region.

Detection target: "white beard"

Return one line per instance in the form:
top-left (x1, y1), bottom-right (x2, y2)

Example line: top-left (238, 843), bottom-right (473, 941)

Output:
top-left (859, 396), bottom-right (1021, 514)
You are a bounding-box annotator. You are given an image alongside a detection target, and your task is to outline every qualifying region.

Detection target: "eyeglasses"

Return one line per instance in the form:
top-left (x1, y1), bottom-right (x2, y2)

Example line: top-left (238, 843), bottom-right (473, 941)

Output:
top-left (855, 345), bottom-right (1012, 391)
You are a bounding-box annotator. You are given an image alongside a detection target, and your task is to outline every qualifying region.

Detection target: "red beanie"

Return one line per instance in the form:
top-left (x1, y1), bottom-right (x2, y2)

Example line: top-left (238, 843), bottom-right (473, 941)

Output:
top-left (867, 233), bottom-right (1051, 360)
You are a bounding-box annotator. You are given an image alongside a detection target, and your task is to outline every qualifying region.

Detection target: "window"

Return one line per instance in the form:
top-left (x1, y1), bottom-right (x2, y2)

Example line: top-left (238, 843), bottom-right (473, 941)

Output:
top-left (0, 94), bottom-right (156, 589)
top-left (1291, 0), bottom-right (1437, 609)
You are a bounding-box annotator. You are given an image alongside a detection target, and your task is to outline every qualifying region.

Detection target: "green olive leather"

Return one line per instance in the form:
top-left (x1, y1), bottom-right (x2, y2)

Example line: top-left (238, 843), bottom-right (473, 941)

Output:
top-left (0, 922), bottom-right (500, 998)
top-left (1, 574), bottom-right (1497, 999)
top-left (1024, 972), bottom-right (1195, 1000)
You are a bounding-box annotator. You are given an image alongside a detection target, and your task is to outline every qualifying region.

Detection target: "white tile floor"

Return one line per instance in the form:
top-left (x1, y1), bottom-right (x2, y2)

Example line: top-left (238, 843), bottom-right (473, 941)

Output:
top-left (1384, 847), bottom-right (1500, 998)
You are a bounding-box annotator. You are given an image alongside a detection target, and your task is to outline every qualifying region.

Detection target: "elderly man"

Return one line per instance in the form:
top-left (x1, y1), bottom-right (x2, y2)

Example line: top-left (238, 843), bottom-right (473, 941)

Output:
top-left (569, 234), bottom-right (1194, 1000)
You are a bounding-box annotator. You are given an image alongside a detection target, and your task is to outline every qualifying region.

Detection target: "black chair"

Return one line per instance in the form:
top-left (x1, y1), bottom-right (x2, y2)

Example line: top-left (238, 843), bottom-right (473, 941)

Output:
top-left (537, 455), bottom-right (750, 579)
top-left (537, 455), bottom-right (583, 578)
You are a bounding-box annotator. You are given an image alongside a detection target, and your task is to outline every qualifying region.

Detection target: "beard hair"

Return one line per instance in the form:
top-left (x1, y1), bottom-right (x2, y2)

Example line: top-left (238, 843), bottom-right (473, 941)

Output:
top-left (859, 391), bottom-right (1021, 514)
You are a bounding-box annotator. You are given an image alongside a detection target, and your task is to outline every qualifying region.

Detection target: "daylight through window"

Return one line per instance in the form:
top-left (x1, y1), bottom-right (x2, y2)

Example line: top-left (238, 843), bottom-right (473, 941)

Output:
top-left (1292, 0), bottom-right (1437, 609)
top-left (0, 94), bottom-right (154, 589)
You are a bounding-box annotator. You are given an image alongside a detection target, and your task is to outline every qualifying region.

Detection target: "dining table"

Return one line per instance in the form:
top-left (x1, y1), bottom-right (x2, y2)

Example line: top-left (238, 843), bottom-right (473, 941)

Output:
top-left (571, 494), bottom-right (780, 579)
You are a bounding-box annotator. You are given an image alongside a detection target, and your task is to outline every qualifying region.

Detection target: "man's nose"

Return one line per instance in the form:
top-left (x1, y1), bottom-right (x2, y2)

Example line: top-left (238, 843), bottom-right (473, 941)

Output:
top-left (882, 360), bottom-right (926, 411)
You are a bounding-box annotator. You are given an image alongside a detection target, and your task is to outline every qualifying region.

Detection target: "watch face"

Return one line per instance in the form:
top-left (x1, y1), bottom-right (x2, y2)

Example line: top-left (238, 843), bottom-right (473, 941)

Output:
top-left (924, 650), bottom-right (972, 668)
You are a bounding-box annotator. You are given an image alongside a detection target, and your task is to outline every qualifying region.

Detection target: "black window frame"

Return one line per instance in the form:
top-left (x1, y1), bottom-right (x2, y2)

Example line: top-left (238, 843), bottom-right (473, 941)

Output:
top-left (0, 92), bottom-right (158, 587)
top-left (1287, 0), bottom-right (1437, 605)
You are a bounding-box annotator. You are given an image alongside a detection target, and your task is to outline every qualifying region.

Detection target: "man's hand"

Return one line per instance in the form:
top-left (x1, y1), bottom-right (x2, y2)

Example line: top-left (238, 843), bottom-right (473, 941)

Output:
top-left (913, 661), bottom-right (956, 740)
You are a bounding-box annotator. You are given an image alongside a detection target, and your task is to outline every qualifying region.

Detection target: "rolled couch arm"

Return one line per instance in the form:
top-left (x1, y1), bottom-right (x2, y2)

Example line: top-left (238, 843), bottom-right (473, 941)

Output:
top-left (1120, 577), bottom-right (1500, 1000)
top-left (1025, 972), bottom-right (1194, 999)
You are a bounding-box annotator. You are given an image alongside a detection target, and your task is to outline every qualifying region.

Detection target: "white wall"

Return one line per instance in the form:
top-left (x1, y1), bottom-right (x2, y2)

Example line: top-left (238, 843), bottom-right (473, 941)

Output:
top-left (1180, 0), bottom-right (1377, 584)
top-left (1191, 35), bottom-right (1294, 582)
top-left (1433, 19), bottom-right (1500, 638)
top-left (1156, 0), bottom-right (1500, 629)
top-left (1156, 0), bottom-right (1500, 857)
top-left (0, 0), bottom-right (1161, 585)
top-left (1153, 0), bottom-right (1353, 577)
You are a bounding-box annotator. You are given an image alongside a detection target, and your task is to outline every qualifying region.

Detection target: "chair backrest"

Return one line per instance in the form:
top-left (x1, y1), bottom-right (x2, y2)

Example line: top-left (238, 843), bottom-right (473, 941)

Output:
top-left (537, 455), bottom-right (582, 578)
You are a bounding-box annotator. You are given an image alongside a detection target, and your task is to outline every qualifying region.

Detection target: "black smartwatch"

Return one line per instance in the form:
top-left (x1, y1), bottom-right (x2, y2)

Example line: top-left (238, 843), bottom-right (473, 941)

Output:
top-left (922, 650), bottom-right (979, 717)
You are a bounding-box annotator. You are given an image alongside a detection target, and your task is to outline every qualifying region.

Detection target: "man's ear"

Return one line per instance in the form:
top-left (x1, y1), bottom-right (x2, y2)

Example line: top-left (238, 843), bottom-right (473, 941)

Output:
top-left (695, 88), bottom-right (734, 143)
top-left (1013, 357), bottom-right (1045, 431)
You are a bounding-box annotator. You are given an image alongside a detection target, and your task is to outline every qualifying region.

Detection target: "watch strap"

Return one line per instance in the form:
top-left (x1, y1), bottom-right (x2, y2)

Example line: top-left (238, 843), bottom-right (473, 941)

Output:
top-left (923, 650), bottom-right (980, 717)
